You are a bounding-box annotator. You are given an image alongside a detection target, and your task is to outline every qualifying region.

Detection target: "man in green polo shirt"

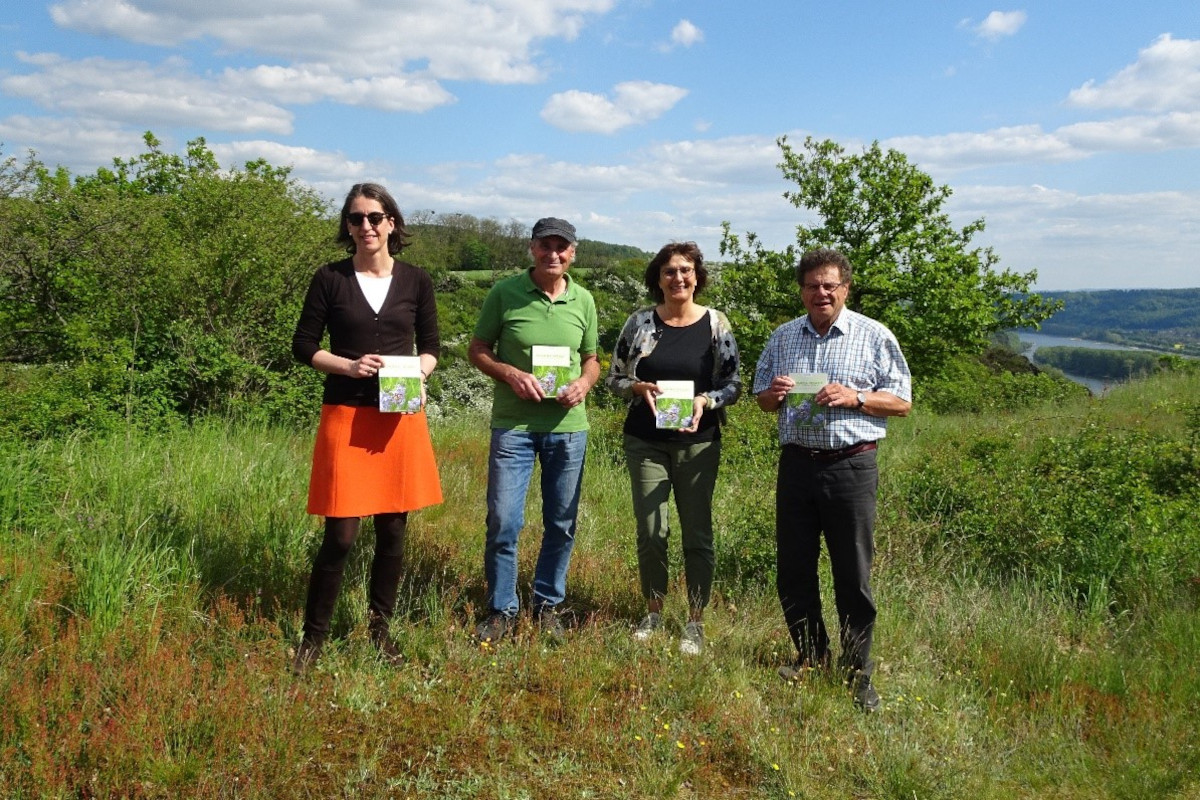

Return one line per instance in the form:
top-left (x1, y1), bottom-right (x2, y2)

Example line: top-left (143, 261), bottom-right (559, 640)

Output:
top-left (468, 217), bottom-right (600, 642)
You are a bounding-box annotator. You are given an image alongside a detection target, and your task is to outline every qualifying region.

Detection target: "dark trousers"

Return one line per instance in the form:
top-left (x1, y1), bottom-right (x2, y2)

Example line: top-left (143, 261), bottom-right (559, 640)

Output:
top-left (302, 513), bottom-right (408, 641)
top-left (775, 445), bottom-right (878, 675)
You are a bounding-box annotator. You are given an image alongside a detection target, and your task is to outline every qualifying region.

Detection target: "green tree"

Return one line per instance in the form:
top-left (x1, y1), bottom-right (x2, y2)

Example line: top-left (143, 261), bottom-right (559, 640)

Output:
top-left (715, 136), bottom-right (1060, 376)
top-left (0, 134), bottom-right (337, 433)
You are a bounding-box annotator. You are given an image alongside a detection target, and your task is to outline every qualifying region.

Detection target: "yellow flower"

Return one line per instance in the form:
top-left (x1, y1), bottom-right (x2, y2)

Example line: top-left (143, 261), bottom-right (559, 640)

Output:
top-left (676, 741), bottom-right (685, 749)
top-left (772, 764), bottom-right (780, 771)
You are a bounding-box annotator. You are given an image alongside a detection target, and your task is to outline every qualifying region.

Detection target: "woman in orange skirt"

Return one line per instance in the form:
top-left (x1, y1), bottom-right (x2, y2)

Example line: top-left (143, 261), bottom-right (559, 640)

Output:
top-left (290, 183), bottom-right (442, 673)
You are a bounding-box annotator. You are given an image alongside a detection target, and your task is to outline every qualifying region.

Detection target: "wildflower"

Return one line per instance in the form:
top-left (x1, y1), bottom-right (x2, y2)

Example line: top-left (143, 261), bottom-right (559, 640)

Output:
top-left (772, 763), bottom-right (780, 771)
top-left (676, 741), bottom-right (685, 749)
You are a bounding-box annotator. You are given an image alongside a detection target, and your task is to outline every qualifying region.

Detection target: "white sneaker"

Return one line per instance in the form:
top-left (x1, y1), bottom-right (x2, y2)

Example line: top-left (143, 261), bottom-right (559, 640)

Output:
top-left (679, 621), bottom-right (704, 656)
top-left (632, 613), bottom-right (661, 641)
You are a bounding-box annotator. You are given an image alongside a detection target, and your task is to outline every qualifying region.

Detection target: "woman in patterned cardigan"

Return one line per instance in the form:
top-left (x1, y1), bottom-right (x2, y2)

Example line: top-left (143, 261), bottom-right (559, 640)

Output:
top-left (604, 242), bottom-right (741, 656)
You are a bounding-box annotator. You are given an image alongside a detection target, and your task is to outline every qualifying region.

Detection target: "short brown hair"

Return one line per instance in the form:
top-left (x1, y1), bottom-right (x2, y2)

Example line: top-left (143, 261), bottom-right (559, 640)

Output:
top-left (796, 247), bottom-right (852, 285)
top-left (644, 242), bottom-right (707, 303)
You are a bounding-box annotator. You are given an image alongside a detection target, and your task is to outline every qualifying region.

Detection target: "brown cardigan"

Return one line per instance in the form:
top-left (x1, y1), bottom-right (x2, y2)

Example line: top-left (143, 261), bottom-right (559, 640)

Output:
top-left (292, 258), bottom-right (440, 406)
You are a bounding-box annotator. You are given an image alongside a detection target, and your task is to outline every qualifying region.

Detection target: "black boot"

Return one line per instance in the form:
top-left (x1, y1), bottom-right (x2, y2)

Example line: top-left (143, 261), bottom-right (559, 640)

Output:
top-left (367, 611), bottom-right (404, 666)
top-left (367, 513), bottom-right (407, 666)
top-left (294, 518), bottom-right (358, 673)
top-left (291, 634), bottom-right (325, 676)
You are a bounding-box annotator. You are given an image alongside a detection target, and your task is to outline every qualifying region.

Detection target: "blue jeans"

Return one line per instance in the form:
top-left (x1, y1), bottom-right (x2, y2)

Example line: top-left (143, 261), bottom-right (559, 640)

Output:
top-left (484, 428), bottom-right (588, 615)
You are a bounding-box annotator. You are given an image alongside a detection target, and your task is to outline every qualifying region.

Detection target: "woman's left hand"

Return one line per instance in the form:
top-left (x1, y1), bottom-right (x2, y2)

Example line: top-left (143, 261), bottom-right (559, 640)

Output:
top-left (678, 395), bottom-right (707, 434)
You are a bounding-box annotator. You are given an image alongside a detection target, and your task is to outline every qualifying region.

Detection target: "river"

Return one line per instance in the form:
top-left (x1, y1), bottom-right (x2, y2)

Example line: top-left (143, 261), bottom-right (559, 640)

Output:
top-left (1015, 331), bottom-right (1143, 395)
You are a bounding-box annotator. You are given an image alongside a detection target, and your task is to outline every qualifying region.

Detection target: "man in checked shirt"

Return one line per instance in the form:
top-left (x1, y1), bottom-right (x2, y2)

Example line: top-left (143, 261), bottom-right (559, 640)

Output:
top-left (753, 247), bottom-right (912, 712)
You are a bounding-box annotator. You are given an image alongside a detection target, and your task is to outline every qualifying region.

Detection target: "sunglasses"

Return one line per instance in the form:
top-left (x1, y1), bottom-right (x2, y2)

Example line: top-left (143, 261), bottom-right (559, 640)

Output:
top-left (346, 211), bottom-right (390, 227)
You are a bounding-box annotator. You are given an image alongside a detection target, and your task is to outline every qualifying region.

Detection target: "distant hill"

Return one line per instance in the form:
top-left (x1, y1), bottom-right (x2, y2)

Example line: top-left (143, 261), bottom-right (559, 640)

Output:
top-left (403, 213), bottom-right (652, 274)
top-left (1025, 288), bottom-right (1200, 356)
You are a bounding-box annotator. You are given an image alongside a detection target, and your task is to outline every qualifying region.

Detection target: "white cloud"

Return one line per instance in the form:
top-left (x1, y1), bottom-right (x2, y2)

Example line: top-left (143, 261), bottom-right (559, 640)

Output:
top-left (208, 141), bottom-right (375, 181)
top-left (642, 135), bottom-right (782, 185)
top-left (670, 20), bottom-right (704, 48)
top-left (47, 0), bottom-right (615, 84)
top-left (4, 54), bottom-right (294, 133)
top-left (541, 81), bottom-right (688, 133)
top-left (884, 125), bottom-right (1081, 170)
top-left (221, 65), bottom-right (455, 113)
top-left (1058, 111), bottom-right (1200, 152)
top-left (0, 114), bottom-right (148, 168)
top-left (884, 110), bottom-right (1200, 173)
top-left (1067, 34), bottom-right (1200, 113)
top-left (952, 184), bottom-right (1200, 289)
top-left (975, 10), bottom-right (1027, 41)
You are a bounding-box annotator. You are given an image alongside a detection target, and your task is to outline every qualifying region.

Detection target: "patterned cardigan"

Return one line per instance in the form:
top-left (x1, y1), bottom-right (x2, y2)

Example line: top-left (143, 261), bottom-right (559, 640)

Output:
top-left (605, 307), bottom-right (742, 419)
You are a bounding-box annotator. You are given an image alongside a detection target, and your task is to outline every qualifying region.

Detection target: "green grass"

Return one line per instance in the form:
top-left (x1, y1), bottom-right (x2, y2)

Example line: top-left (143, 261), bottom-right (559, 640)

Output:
top-left (1, 373), bottom-right (1198, 797)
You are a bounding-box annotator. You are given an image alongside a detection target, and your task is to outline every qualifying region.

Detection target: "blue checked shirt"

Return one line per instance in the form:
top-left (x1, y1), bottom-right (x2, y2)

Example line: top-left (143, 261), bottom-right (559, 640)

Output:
top-left (752, 309), bottom-right (912, 449)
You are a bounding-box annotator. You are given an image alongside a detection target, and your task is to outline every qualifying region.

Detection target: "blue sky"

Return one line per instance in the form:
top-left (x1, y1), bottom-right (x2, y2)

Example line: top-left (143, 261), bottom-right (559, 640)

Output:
top-left (1, 1), bottom-right (1197, 290)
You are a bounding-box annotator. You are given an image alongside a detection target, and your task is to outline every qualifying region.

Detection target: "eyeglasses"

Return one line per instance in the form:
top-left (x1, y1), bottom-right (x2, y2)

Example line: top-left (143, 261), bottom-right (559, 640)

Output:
top-left (662, 266), bottom-right (695, 278)
top-left (346, 211), bottom-right (389, 227)
top-left (802, 281), bottom-right (846, 294)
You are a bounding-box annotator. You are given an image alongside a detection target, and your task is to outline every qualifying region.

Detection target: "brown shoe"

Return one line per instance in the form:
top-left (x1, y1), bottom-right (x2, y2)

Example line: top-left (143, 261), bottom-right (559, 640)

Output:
top-left (291, 636), bottom-right (324, 676)
top-left (777, 651), bottom-right (832, 682)
top-left (369, 614), bottom-right (405, 667)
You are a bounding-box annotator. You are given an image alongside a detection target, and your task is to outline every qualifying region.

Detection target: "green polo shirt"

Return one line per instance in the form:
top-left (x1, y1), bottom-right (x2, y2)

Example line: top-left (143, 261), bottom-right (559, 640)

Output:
top-left (474, 268), bottom-right (599, 432)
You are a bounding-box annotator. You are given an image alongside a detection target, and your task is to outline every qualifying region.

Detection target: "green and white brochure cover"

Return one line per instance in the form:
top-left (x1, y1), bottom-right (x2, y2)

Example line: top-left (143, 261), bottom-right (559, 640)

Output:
top-left (786, 372), bottom-right (828, 428)
top-left (378, 356), bottom-right (423, 414)
top-left (531, 345), bottom-right (572, 400)
top-left (654, 380), bottom-right (695, 429)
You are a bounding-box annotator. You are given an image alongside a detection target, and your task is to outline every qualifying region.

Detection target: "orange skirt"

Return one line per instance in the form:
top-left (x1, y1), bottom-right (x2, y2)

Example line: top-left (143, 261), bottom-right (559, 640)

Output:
top-left (307, 404), bottom-right (443, 517)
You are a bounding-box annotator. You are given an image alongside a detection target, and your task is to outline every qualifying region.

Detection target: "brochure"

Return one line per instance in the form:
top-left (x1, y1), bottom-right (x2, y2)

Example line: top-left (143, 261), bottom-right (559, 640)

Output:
top-left (378, 356), bottom-right (424, 414)
top-left (786, 372), bottom-right (828, 428)
top-left (654, 380), bottom-right (695, 430)
top-left (531, 346), bottom-right (573, 399)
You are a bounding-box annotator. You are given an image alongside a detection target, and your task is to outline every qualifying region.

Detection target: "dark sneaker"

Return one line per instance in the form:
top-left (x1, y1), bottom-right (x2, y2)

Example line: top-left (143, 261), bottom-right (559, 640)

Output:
top-left (632, 612), bottom-right (662, 641)
top-left (535, 605), bottom-right (566, 642)
top-left (850, 673), bottom-right (881, 713)
top-left (679, 621), bottom-right (704, 656)
top-left (367, 618), bottom-right (405, 666)
top-left (475, 611), bottom-right (515, 644)
top-left (777, 651), bottom-right (831, 683)
top-left (291, 636), bottom-right (324, 676)
top-left (369, 626), bottom-right (405, 667)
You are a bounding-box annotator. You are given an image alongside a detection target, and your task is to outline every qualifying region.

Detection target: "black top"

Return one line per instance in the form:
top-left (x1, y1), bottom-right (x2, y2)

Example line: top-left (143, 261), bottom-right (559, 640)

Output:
top-left (623, 311), bottom-right (719, 443)
top-left (292, 258), bottom-right (439, 406)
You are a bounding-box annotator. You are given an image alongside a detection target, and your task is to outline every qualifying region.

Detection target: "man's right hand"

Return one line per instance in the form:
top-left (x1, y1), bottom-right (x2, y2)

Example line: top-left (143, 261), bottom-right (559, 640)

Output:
top-left (507, 370), bottom-right (547, 402)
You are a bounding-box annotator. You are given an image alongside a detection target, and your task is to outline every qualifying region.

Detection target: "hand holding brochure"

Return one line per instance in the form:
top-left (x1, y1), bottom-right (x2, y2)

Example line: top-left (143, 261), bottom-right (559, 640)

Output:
top-left (654, 381), bottom-right (695, 430)
top-left (531, 346), bottom-right (573, 400)
top-left (786, 372), bottom-right (828, 428)
top-left (378, 356), bottom-right (424, 414)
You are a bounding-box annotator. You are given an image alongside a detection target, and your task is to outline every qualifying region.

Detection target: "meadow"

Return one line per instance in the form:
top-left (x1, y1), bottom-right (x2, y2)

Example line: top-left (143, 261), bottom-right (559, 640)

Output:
top-left (1, 371), bottom-right (1198, 799)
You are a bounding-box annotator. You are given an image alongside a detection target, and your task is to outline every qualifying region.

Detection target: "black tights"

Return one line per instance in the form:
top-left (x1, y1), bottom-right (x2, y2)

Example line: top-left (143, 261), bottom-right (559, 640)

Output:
top-left (302, 512), bottom-right (408, 640)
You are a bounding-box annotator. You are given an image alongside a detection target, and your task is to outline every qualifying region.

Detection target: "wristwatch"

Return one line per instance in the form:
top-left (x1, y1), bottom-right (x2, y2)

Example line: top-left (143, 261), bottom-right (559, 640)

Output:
top-left (855, 391), bottom-right (866, 409)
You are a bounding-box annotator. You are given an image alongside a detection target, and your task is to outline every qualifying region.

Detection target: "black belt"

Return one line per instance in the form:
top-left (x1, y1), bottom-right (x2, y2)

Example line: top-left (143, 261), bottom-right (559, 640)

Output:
top-left (787, 441), bottom-right (877, 462)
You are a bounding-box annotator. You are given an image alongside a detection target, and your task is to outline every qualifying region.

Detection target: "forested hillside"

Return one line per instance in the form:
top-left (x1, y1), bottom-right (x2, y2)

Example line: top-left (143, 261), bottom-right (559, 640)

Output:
top-left (1030, 288), bottom-right (1200, 355)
